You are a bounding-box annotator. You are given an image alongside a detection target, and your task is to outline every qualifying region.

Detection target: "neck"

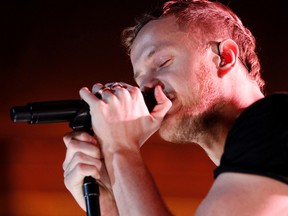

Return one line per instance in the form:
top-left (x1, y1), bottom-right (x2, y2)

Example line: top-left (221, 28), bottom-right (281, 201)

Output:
top-left (198, 86), bottom-right (264, 166)
top-left (197, 114), bottom-right (233, 166)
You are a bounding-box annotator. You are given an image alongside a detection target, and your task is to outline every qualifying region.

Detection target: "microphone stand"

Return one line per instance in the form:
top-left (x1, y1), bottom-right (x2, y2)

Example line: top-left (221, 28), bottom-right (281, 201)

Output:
top-left (83, 176), bottom-right (101, 216)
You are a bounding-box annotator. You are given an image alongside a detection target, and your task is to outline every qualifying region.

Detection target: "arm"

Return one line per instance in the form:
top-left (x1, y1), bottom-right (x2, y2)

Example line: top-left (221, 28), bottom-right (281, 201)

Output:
top-left (80, 83), bottom-right (173, 215)
top-left (195, 172), bottom-right (288, 216)
top-left (103, 140), bottom-right (170, 215)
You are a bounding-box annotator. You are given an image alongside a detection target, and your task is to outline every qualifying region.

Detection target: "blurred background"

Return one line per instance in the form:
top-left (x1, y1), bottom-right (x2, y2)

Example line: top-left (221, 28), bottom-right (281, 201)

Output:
top-left (0, 0), bottom-right (287, 215)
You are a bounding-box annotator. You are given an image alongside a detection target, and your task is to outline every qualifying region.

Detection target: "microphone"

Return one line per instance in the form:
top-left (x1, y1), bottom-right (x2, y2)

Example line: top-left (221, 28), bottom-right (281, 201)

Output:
top-left (10, 90), bottom-right (156, 216)
top-left (10, 91), bottom-right (157, 131)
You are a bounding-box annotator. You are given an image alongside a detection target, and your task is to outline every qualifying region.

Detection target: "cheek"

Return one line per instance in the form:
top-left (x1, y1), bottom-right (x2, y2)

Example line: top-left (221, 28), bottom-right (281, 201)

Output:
top-left (172, 59), bottom-right (200, 91)
top-left (174, 73), bottom-right (200, 100)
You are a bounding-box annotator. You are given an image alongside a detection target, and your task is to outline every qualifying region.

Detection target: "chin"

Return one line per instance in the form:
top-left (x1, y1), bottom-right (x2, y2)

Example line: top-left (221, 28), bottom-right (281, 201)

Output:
top-left (158, 109), bottom-right (204, 144)
top-left (158, 127), bottom-right (172, 142)
top-left (158, 114), bottom-right (182, 143)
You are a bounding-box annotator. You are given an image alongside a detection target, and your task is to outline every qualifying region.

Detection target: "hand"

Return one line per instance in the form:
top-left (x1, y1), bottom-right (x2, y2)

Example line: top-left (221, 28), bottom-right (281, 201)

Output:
top-left (78, 83), bottom-right (172, 215)
top-left (79, 82), bottom-right (172, 154)
top-left (62, 131), bottom-right (118, 215)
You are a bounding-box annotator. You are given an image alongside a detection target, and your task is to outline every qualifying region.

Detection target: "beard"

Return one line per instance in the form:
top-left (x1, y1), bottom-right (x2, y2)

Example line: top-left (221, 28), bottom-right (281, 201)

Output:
top-left (159, 103), bottom-right (225, 144)
top-left (158, 64), bottom-right (226, 145)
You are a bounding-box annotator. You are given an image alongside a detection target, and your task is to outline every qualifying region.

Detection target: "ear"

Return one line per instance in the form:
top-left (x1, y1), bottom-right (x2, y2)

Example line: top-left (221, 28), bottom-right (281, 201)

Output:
top-left (217, 39), bottom-right (239, 78)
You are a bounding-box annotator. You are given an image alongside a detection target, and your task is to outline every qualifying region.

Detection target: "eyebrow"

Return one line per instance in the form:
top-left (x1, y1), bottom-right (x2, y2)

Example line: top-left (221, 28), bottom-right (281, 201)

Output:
top-left (133, 43), bottom-right (173, 81)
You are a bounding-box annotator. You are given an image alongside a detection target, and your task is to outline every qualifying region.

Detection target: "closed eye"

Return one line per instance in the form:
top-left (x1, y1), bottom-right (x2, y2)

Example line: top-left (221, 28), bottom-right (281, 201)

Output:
top-left (159, 59), bottom-right (172, 68)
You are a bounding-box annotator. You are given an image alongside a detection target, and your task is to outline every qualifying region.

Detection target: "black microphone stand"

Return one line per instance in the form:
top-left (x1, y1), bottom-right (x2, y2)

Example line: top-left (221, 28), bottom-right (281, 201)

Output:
top-left (83, 176), bottom-right (101, 216)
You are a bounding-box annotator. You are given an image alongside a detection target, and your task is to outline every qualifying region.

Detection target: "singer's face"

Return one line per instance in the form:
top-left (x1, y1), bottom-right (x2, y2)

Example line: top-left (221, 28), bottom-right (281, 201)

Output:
top-left (130, 15), bottom-right (223, 144)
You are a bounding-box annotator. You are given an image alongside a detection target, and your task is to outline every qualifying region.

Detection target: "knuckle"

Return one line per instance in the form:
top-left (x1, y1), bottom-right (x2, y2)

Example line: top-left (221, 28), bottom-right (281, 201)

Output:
top-left (74, 152), bottom-right (85, 161)
top-left (62, 161), bottom-right (67, 170)
top-left (75, 162), bottom-right (87, 173)
top-left (67, 139), bottom-right (79, 150)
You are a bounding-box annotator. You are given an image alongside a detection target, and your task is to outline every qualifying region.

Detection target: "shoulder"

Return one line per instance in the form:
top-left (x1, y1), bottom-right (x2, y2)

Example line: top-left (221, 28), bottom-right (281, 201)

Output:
top-left (201, 93), bottom-right (288, 215)
top-left (195, 172), bottom-right (288, 216)
top-left (214, 92), bottom-right (288, 184)
top-left (226, 92), bottom-right (288, 145)
top-left (239, 92), bottom-right (288, 122)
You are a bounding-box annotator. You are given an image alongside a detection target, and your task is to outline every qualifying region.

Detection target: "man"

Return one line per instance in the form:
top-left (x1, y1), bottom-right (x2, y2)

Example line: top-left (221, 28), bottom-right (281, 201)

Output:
top-left (63, 0), bottom-right (288, 215)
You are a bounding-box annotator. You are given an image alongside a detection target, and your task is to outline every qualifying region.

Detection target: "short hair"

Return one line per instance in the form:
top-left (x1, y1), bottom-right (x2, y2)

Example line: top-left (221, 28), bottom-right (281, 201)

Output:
top-left (121, 0), bottom-right (265, 92)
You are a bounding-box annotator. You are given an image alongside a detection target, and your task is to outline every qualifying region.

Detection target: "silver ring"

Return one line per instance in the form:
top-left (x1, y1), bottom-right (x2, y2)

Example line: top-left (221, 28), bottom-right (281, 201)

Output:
top-left (107, 82), bottom-right (124, 88)
top-left (97, 86), bottom-right (111, 95)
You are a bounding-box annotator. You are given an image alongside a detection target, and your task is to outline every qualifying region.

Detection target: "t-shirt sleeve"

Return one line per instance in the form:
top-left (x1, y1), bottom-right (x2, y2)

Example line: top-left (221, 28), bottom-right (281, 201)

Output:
top-left (214, 93), bottom-right (288, 184)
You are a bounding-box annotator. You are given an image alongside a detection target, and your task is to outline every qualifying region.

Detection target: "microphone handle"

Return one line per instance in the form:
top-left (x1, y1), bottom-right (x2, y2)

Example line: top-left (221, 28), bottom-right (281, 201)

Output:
top-left (83, 176), bottom-right (101, 216)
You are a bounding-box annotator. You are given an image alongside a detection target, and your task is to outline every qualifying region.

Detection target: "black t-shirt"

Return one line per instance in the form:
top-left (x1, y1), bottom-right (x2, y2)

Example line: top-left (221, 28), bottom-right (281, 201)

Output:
top-left (214, 93), bottom-right (288, 184)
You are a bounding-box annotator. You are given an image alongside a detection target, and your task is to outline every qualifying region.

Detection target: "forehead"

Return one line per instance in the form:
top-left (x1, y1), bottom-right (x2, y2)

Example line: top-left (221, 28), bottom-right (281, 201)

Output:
top-left (130, 16), bottom-right (189, 64)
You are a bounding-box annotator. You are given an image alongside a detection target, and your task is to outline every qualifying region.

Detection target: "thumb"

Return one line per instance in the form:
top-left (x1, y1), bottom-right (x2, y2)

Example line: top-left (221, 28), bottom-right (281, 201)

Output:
top-left (151, 85), bottom-right (172, 120)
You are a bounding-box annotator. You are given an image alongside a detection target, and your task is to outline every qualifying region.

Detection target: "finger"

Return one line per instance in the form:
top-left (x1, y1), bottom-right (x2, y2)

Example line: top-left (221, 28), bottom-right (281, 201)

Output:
top-left (63, 131), bottom-right (97, 147)
top-left (118, 82), bottom-right (133, 90)
top-left (63, 138), bottom-right (102, 170)
top-left (112, 85), bottom-right (130, 98)
top-left (151, 85), bottom-right (172, 120)
top-left (92, 84), bottom-right (115, 101)
top-left (63, 138), bottom-right (101, 164)
top-left (105, 82), bottom-right (128, 89)
top-left (111, 83), bottom-right (140, 97)
top-left (80, 87), bottom-right (101, 107)
top-left (104, 82), bottom-right (118, 88)
top-left (111, 84), bottom-right (125, 91)
top-left (64, 163), bottom-right (99, 195)
top-left (104, 82), bottom-right (135, 101)
top-left (64, 152), bottom-right (102, 179)
top-left (101, 88), bottom-right (115, 101)
top-left (92, 83), bottom-right (104, 94)
top-left (63, 170), bottom-right (87, 210)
